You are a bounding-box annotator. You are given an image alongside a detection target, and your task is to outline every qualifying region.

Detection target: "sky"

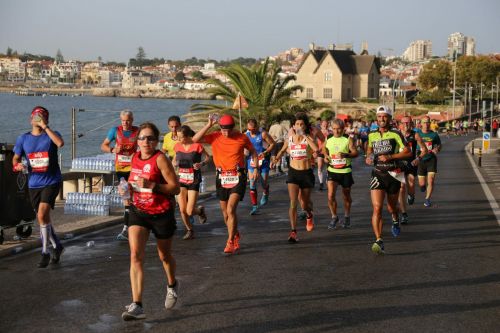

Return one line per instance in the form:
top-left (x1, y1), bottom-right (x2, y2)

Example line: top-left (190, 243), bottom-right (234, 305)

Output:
top-left (1, 0), bottom-right (499, 63)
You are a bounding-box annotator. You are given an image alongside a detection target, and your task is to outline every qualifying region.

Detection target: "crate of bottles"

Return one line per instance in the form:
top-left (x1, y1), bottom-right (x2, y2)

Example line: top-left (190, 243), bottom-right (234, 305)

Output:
top-left (64, 192), bottom-right (112, 216)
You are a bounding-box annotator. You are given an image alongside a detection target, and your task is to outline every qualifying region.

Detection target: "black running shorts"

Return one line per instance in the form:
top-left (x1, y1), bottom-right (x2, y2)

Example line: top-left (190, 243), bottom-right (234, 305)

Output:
top-left (215, 169), bottom-right (247, 202)
top-left (29, 182), bottom-right (61, 211)
top-left (327, 171), bottom-right (354, 188)
top-left (286, 167), bottom-right (315, 189)
top-left (418, 156), bottom-right (438, 176)
top-left (370, 170), bottom-right (401, 195)
top-left (129, 205), bottom-right (177, 239)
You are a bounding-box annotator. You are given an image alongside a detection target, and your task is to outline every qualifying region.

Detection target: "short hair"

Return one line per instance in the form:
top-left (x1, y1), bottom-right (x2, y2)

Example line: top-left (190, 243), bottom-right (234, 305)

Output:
top-left (168, 115), bottom-right (181, 124)
top-left (331, 119), bottom-right (345, 129)
top-left (247, 118), bottom-right (258, 127)
top-left (120, 109), bottom-right (133, 118)
top-left (179, 125), bottom-right (195, 138)
top-left (138, 122), bottom-right (160, 140)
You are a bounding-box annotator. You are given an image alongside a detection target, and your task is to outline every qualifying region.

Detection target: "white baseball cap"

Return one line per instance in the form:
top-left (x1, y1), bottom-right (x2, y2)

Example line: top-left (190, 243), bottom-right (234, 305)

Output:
top-left (376, 105), bottom-right (393, 116)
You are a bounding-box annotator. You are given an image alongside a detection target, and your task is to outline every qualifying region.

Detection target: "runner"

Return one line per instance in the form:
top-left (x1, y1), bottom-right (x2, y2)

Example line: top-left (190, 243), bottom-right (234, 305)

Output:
top-left (316, 119), bottom-right (332, 191)
top-left (13, 106), bottom-right (65, 268)
top-left (172, 125), bottom-right (210, 240)
top-left (415, 115), bottom-right (442, 207)
top-left (323, 119), bottom-right (358, 229)
top-left (120, 122), bottom-right (180, 321)
top-left (101, 109), bottom-right (139, 241)
top-left (192, 114), bottom-right (257, 255)
top-left (272, 112), bottom-right (319, 243)
top-left (358, 120), bottom-right (370, 157)
top-left (161, 115), bottom-right (181, 160)
top-left (246, 118), bottom-right (275, 215)
top-left (398, 116), bottom-right (427, 224)
top-left (366, 106), bottom-right (412, 254)
top-left (268, 118), bottom-right (287, 174)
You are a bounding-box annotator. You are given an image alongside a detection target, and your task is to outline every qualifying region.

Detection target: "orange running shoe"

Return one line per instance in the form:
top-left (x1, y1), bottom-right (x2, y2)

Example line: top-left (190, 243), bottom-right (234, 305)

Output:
top-left (233, 231), bottom-right (241, 253)
top-left (288, 230), bottom-right (298, 243)
top-left (224, 240), bottom-right (235, 255)
top-left (306, 213), bottom-right (314, 232)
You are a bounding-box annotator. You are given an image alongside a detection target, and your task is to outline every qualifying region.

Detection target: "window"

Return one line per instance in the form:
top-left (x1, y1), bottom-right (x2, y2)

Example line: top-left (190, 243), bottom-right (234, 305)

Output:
top-left (306, 88), bottom-right (313, 98)
top-left (324, 72), bottom-right (332, 82)
top-left (323, 88), bottom-right (332, 99)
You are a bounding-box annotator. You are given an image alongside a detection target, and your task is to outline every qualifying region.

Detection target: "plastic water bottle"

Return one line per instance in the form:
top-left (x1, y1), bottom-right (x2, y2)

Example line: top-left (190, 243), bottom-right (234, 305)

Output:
top-left (119, 177), bottom-right (130, 200)
top-left (86, 241), bottom-right (95, 247)
top-left (199, 176), bottom-right (205, 193)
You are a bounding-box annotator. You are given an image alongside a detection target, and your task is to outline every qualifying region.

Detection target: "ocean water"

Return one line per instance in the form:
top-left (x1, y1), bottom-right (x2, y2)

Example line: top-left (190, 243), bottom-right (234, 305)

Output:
top-left (0, 92), bottom-right (212, 167)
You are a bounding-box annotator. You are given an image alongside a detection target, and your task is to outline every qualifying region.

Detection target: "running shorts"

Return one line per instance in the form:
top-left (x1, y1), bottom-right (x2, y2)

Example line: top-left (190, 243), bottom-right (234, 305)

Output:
top-left (179, 172), bottom-right (202, 192)
top-left (286, 167), bottom-right (315, 189)
top-left (327, 171), bottom-right (354, 188)
top-left (129, 205), bottom-right (176, 239)
top-left (215, 169), bottom-right (247, 202)
top-left (29, 182), bottom-right (61, 211)
top-left (418, 156), bottom-right (438, 176)
top-left (370, 170), bottom-right (401, 194)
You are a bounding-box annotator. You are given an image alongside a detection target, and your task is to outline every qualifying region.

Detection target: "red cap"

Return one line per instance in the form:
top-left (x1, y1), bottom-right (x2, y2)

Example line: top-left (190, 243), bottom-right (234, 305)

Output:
top-left (31, 106), bottom-right (49, 121)
top-left (219, 114), bottom-right (235, 127)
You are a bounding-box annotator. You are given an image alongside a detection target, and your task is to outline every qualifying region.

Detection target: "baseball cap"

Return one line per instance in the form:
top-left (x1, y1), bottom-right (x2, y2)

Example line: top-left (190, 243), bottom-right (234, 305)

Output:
top-left (376, 105), bottom-right (393, 116)
top-left (219, 114), bottom-right (235, 128)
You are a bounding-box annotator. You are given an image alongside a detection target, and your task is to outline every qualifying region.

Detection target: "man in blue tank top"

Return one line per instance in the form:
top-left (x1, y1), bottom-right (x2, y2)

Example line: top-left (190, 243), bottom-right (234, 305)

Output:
top-left (245, 119), bottom-right (275, 215)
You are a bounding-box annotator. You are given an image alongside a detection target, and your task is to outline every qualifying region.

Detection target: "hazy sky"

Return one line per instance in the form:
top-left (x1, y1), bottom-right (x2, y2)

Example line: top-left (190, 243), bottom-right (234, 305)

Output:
top-left (1, 0), bottom-right (498, 62)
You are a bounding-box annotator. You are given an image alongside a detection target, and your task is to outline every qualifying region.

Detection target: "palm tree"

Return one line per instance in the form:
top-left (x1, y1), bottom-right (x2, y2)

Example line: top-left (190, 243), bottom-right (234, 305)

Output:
top-left (189, 58), bottom-right (323, 128)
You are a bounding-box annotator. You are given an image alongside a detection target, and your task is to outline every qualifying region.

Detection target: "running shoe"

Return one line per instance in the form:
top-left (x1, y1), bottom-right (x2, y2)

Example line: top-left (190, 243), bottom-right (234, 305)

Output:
top-left (407, 194), bottom-right (415, 205)
top-left (288, 230), bottom-right (298, 243)
top-left (371, 239), bottom-right (385, 255)
top-left (260, 194), bottom-right (268, 206)
top-left (197, 206), bottom-right (207, 224)
top-left (306, 213), bottom-right (314, 232)
top-left (116, 230), bottom-right (128, 241)
top-left (234, 232), bottom-right (241, 252)
top-left (50, 245), bottom-right (64, 264)
top-left (38, 253), bottom-right (51, 268)
top-left (424, 198), bottom-right (432, 207)
top-left (250, 205), bottom-right (258, 215)
top-left (298, 210), bottom-right (307, 220)
top-left (224, 240), bottom-right (235, 255)
top-left (165, 281), bottom-right (179, 310)
top-left (182, 230), bottom-right (194, 240)
top-left (391, 221), bottom-right (401, 237)
top-left (401, 213), bottom-right (409, 225)
top-left (122, 303), bottom-right (146, 321)
top-left (343, 216), bottom-right (351, 229)
top-left (328, 216), bottom-right (339, 230)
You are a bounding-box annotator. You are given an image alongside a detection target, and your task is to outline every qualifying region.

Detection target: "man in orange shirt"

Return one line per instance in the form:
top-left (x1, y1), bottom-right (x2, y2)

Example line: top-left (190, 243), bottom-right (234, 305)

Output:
top-left (193, 114), bottom-right (258, 255)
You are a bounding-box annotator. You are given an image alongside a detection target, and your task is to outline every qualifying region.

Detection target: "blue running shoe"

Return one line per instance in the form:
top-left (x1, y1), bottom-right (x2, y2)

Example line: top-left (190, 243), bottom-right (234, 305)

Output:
top-left (391, 221), bottom-right (401, 237)
top-left (250, 205), bottom-right (258, 215)
top-left (328, 216), bottom-right (339, 230)
top-left (371, 239), bottom-right (385, 255)
top-left (424, 198), bottom-right (432, 207)
top-left (401, 213), bottom-right (409, 225)
top-left (259, 194), bottom-right (268, 206)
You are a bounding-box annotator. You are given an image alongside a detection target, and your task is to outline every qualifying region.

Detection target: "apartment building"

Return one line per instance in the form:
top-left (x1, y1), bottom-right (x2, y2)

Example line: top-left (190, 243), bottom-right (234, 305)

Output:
top-left (403, 40), bottom-right (432, 62)
top-left (121, 68), bottom-right (152, 88)
top-left (448, 32), bottom-right (476, 58)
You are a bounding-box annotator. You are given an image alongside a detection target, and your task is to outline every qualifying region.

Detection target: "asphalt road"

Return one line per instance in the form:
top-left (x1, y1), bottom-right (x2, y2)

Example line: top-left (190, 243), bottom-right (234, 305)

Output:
top-left (0, 135), bottom-right (499, 333)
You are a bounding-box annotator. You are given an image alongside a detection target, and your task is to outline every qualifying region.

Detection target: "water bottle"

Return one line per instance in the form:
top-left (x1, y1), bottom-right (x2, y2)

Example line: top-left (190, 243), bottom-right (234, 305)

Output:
top-left (21, 157), bottom-right (29, 174)
top-left (119, 177), bottom-right (130, 200)
top-left (86, 241), bottom-right (95, 247)
top-left (199, 176), bottom-right (205, 193)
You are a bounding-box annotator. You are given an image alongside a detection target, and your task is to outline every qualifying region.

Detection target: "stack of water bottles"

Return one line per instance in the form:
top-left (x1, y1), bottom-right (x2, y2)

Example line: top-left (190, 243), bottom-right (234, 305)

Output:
top-left (71, 153), bottom-right (115, 171)
top-left (64, 192), bottom-right (111, 216)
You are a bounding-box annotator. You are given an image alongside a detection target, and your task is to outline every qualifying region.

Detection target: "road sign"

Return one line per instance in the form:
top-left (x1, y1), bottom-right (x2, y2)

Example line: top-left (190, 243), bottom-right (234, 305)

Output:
top-left (482, 132), bottom-right (491, 151)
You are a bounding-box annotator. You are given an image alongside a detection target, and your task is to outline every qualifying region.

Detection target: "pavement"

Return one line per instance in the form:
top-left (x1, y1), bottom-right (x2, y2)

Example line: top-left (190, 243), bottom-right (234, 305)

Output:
top-left (0, 134), bottom-right (499, 333)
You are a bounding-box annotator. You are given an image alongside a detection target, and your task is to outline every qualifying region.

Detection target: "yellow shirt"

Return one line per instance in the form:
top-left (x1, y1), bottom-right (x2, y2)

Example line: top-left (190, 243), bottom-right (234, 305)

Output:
top-left (430, 123), bottom-right (439, 131)
top-left (162, 132), bottom-right (179, 159)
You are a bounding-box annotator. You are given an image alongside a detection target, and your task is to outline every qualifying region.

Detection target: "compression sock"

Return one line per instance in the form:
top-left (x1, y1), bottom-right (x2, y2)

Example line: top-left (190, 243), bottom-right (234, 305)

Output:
top-left (47, 224), bottom-right (61, 249)
top-left (40, 225), bottom-right (50, 254)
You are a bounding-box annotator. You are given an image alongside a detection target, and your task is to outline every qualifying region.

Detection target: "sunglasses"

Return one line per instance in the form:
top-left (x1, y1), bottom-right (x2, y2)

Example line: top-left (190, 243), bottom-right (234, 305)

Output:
top-left (137, 135), bottom-right (158, 142)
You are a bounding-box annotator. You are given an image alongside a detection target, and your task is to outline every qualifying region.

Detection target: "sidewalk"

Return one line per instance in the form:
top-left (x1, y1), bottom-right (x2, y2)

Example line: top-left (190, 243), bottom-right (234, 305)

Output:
top-left (0, 166), bottom-right (284, 258)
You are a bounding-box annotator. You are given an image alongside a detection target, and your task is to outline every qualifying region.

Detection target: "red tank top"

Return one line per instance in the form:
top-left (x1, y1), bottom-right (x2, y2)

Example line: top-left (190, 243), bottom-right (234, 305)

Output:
top-left (129, 151), bottom-right (171, 215)
top-left (115, 126), bottom-right (139, 172)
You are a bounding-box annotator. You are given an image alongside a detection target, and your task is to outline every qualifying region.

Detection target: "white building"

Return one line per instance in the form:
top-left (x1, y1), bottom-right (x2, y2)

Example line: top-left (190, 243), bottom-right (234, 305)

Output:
top-left (448, 32), bottom-right (476, 58)
top-left (99, 70), bottom-right (122, 87)
top-left (403, 40), bottom-right (432, 62)
top-left (121, 68), bottom-right (152, 88)
top-left (465, 37), bottom-right (476, 56)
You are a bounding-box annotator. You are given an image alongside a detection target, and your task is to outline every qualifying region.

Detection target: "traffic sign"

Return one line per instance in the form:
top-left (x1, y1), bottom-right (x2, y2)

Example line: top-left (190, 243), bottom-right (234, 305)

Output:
top-left (482, 132), bottom-right (491, 152)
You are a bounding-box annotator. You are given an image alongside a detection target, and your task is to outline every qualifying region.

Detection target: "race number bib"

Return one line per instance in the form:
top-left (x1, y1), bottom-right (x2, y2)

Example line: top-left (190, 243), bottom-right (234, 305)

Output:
top-left (117, 154), bottom-right (132, 166)
top-left (330, 154), bottom-right (347, 169)
top-left (250, 156), bottom-right (264, 168)
top-left (28, 151), bottom-right (49, 173)
top-left (290, 144), bottom-right (307, 160)
top-left (219, 170), bottom-right (239, 189)
top-left (178, 168), bottom-right (195, 185)
top-left (424, 142), bottom-right (433, 150)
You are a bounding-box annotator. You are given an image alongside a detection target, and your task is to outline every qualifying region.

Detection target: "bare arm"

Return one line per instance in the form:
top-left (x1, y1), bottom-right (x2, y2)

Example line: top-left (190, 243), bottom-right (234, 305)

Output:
top-left (261, 131), bottom-right (276, 158)
top-left (192, 116), bottom-right (217, 143)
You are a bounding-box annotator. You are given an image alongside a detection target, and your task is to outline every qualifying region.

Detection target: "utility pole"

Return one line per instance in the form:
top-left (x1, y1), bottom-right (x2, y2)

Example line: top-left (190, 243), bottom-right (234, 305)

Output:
top-left (452, 55), bottom-right (456, 119)
top-left (469, 86), bottom-right (472, 122)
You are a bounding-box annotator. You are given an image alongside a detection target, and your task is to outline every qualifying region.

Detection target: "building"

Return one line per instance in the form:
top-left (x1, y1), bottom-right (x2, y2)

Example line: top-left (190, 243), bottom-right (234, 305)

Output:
top-left (403, 40), bottom-right (432, 62)
top-left (448, 32), bottom-right (476, 58)
top-left (99, 70), bottom-right (122, 87)
top-left (121, 68), bottom-right (152, 88)
top-left (294, 44), bottom-right (381, 103)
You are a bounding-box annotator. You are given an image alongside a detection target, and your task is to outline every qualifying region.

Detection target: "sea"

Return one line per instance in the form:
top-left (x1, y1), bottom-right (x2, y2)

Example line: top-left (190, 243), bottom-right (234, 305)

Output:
top-left (0, 92), bottom-right (215, 168)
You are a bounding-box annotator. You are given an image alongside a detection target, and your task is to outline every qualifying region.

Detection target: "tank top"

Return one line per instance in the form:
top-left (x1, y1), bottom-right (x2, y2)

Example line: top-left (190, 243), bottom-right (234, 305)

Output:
top-left (174, 142), bottom-right (203, 185)
top-left (288, 136), bottom-right (309, 160)
top-left (246, 130), bottom-right (269, 168)
top-left (325, 136), bottom-right (352, 173)
top-left (129, 151), bottom-right (170, 215)
top-left (115, 126), bottom-right (139, 172)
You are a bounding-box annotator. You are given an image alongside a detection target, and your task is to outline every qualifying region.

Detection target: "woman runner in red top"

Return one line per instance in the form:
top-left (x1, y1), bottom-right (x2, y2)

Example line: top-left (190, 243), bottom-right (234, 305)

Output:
top-left (120, 122), bottom-right (180, 321)
top-left (173, 125), bottom-right (210, 240)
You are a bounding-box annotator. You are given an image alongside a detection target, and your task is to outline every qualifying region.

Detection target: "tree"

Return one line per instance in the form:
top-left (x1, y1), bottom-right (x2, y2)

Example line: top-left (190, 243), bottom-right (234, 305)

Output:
top-left (418, 60), bottom-right (451, 90)
top-left (174, 71), bottom-right (186, 82)
top-left (190, 58), bottom-right (321, 127)
top-left (97, 56), bottom-right (102, 63)
top-left (55, 49), bottom-right (64, 63)
top-left (136, 47), bottom-right (146, 66)
top-left (192, 70), bottom-right (204, 80)
top-left (6, 47), bottom-right (12, 57)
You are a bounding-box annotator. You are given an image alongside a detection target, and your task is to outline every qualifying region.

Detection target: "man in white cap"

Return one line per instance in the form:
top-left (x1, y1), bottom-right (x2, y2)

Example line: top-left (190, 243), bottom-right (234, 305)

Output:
top-left (365, 105), bottom-right (412, 254)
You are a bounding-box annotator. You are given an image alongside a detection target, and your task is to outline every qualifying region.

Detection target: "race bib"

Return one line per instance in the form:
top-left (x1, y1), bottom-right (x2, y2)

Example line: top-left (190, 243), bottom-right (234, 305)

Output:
top-left (330, 154), bottom-right (347, 169)
top-left (178, 167), bottom-right (195, 184)
top-left (28, 151), bottom-right (49, 173)
top-left (117, 154), bottom-right (132, 166)
top-left (250, 156), bottom-right (264, 168)
top-left (424, 141), bottom-right (433, 150)
top-left (388, 169), bottom-right (405, 184)
top-left (290, 144), bottom-right (307, 160)
top-left (219, 170), bottom-right (239, 189)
